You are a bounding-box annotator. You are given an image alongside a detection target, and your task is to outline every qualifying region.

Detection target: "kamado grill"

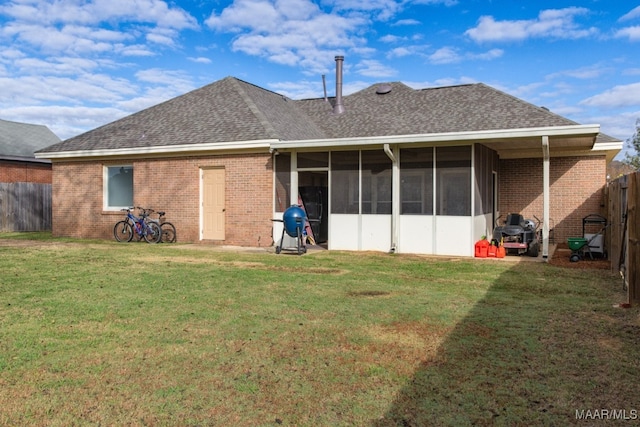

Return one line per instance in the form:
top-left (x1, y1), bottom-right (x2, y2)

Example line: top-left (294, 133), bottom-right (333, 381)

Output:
top-left (274, 205), bottom-right (308, 255)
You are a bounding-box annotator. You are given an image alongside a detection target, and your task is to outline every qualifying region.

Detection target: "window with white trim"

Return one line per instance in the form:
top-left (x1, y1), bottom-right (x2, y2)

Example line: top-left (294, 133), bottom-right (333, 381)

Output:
top-left (105, 165), bottom-right (133, 210)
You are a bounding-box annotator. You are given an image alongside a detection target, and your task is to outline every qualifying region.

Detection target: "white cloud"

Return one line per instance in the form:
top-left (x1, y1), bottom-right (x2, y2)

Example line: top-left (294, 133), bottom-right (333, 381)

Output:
top-left (0, 105), bottom-right (129, 140)
top-left (427, 47), bottom-right (502, 64)
top-left (354, 59), bottom-right (397, 78)
top-left (429, 47), bottom-right (460, 64)
top-left (583, 111), bottom-right (640, 142)
top-left (268, 79), bottom-right (325, 99)
top-left (13, 57), bottom-right (101, 75)
top-left (619, 6), bottom-right (640, 22)
top-left (0, 0), bottom-right (198, 29)
top-left (548, 64), bottom-right (612, 80)
top-left (393, 19), bottom-right (421, 26)
top-left (379, 34), bottom-right (406, 43)
top-left (412, 0), bottom-right (458, 6)
top-left (580, 82), bottom-right (640, 108)
top-left (403, 76), bottom-right (477, 89)
top-left (465, 7), bottom-right (597, 43)
top-left (470, 48), bottom-right (503, 61)
top-left (387, 47), bottom-right (414, 58)
top-left (327, 0), bottom-right (402, 21)
top-left (206, 0), bottom-right (369, 74)
top-left (0, 0), bottom-right (197, 57)
top-left (615, 26), bottom-right (640, 41)
top-left (0, 74), bottom-right (136, 105)
top-left (135, 68), bottom-right (192, 87)
top-left (117, 44), bottom-right (156, 57)
top-left (188, 57), bottom-right (212, 64)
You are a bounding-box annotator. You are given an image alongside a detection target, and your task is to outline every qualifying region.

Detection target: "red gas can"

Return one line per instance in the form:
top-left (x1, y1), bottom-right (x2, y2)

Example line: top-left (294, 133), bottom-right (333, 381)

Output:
top-left (474, 239), bottom-right (489, 258)
top-left (487, 244), bottom-right (497, 257)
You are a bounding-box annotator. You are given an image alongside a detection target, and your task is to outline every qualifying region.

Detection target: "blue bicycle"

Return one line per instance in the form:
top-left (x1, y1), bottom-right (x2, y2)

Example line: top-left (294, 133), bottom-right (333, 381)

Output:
top-left (113, 207), bottom-right (162, 243)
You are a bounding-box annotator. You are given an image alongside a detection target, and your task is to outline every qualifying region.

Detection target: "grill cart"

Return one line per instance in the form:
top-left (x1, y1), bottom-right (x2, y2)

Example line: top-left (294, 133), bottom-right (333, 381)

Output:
top-left (273, 205), bottom-right (308, 255)
top-left (567, 214), bottom-right (609, 262)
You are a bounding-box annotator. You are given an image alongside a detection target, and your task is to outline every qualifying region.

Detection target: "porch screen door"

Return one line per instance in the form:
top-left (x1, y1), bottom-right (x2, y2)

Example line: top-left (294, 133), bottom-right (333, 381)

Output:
top-left (202, 168), bottom-right (225, 240)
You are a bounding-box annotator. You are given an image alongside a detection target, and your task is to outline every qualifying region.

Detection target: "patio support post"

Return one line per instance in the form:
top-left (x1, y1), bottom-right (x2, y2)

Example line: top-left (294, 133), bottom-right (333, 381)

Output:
top-left (542, 136), bottom-right (550, 261)
top-left (384, 144), bottom-right (399, 253)
top-left (291, 151), bottom-right (298, 206)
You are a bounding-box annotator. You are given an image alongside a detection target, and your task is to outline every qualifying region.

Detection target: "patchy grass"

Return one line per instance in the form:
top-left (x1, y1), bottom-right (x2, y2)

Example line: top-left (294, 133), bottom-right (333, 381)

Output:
top-left (0, 235), bottom-right (637, 426)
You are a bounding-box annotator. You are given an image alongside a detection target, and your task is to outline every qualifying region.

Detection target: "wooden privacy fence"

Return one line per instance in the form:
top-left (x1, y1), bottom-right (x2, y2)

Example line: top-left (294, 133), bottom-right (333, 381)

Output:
top-left (0, 182), bottom-right (52, 232)
top-left (607, 172), bottom-right (640, 304)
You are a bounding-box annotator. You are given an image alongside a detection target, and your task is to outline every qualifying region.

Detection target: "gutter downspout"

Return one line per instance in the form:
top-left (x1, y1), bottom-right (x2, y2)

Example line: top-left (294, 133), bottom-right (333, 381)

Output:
top-left (384, 143), bottom-right (399, 253)
top-left (542, 136), bottom-right (550, 261)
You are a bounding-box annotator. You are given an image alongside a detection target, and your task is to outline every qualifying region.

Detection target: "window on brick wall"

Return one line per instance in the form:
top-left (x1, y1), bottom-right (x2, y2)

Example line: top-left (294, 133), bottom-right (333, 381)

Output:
top-left (105, 165), bottom-right (133, 210)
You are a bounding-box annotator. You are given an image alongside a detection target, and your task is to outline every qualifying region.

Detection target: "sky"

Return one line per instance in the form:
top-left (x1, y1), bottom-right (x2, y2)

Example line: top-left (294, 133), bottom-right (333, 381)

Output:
top-left (1, 1), bottom-right (639, 160)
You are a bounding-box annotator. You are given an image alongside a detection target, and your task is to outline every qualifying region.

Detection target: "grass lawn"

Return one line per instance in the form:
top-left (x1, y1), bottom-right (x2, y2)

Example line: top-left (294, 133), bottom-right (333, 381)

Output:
top-left (0, 233), bottom-right (638, 426)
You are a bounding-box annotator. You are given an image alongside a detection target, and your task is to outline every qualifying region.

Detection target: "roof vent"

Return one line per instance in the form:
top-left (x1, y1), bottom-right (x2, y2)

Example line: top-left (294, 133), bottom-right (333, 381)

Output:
top-left (333, 56), bottom-right (345, 115)
top-left (376, 84), bottom-right (392, 95)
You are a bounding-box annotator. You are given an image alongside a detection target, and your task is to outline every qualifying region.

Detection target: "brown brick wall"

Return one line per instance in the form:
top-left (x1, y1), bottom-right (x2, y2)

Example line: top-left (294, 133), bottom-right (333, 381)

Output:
top-left (498, 155), bottom-right (606, 242)
top-left (51, 153), bottom-right (274, 246)
top-left (0, 160), bottom-right (52, 183)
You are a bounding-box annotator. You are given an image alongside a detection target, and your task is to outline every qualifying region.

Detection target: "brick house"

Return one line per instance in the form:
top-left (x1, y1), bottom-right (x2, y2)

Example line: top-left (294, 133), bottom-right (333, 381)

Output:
top-left (1, 119), bottom-right (60, 231)
top-left (36, 57), bottom-right (622, 257)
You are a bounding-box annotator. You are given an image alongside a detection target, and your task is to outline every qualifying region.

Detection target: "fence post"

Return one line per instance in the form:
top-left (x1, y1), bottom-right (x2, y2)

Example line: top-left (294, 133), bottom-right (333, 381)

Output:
top-left (629, 173), bottom-right (640, 304)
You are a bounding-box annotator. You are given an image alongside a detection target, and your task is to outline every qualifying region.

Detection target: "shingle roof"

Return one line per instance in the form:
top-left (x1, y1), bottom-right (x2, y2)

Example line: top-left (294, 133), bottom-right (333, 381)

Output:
top-left (36, 77), bottom-right (617, 154)
top-left (297, 82), bottom-right (578, 139)
top-left (0, 119), bottom-right (60, 157)
top-left (39, 77), bottom-right (325, 154)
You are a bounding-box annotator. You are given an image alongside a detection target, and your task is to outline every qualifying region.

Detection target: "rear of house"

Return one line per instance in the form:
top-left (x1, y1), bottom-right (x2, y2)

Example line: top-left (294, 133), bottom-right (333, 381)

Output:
top-left (36, 59), bottom-right (622, 256)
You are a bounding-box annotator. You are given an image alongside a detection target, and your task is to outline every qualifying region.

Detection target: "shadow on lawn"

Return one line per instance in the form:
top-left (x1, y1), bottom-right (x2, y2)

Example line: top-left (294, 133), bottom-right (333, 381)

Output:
top-left (372, 262), bottom-right (635, 427)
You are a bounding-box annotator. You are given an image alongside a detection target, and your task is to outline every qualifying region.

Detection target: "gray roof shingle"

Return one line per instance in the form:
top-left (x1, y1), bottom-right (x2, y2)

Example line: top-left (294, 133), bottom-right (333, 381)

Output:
top-left (37, 77), bottom-right (617, 154)
top-left (1, 119), bottom-right (61, 157)
top-left (295, 82), bottom-right (578, 139)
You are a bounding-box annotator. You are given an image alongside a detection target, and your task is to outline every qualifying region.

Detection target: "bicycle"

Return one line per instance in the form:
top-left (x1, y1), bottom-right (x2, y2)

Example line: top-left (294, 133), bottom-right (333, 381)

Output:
top-left (113, 207), bottom-right (162, 243)
top-left (138, 207), bottom-right (176, 243)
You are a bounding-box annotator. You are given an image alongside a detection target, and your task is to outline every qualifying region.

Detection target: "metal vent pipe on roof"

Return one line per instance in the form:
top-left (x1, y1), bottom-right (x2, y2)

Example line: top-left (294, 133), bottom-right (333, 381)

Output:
top-left (333, 55), bottom-right (345, 114)
top-left (322, 74), bottom-right (328, 102)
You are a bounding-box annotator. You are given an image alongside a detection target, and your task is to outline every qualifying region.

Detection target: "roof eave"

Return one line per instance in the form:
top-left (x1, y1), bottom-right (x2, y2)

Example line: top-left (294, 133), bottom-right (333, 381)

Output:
top-left (34, 139), bottom-right (277, 160)
top-left (270, 124), bottom-right (602, 150)
top-left (0, 155), bottom-right (52, 164)
top-left (592, 140), bottom-right (624, 163)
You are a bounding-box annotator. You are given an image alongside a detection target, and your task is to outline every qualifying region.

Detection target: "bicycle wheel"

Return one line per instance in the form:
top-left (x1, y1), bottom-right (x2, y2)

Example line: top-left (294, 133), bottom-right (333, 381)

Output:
top-left (144, 222), bottom-right (162, 243)
top-left (160, 222), bottom-right (176, 243)
top-left (114, 221), bottom-right (133, 242)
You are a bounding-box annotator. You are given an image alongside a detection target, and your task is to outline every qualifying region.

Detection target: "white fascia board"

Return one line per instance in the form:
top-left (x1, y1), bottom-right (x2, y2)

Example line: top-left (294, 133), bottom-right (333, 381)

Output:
top-left (592, 140), bottom-right (624, 152)
top-left (270, 124), bottom-right (602, 150)
top-left (35, 139), bottom-right (277, 160)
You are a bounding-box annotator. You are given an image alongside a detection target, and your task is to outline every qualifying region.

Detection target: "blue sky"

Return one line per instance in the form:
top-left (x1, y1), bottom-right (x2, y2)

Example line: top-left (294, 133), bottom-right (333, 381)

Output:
top-left (1, 1), bottom-right (639, 159)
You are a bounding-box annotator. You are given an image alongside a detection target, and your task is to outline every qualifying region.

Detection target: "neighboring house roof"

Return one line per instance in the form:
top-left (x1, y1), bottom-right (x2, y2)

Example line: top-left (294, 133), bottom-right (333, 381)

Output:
top-left (1, 119), bottom-right (60, 162)
top-left (35, 76), bottom-right (622, 160)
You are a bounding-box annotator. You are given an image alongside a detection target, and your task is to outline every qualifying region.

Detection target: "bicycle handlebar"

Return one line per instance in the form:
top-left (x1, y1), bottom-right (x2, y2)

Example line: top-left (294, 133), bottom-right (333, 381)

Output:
top-left (122, 206), bottom-right (168, 218)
